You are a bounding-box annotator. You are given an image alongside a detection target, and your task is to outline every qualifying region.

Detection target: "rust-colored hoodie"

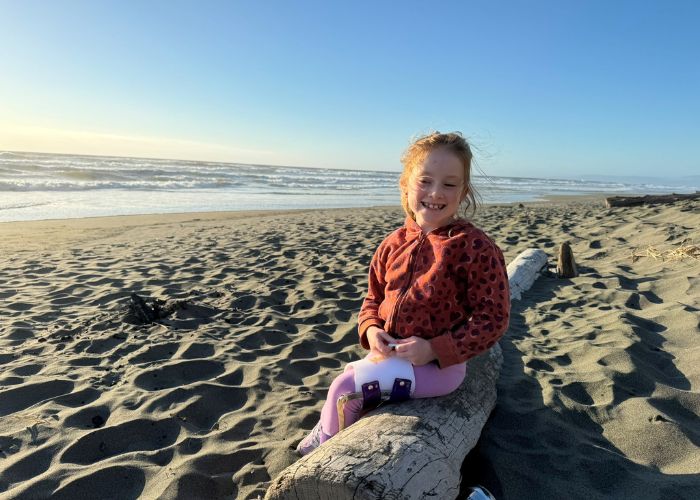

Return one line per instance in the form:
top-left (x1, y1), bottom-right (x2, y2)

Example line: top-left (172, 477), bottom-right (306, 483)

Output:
top-left (358, 216), bottom-right (510, 368)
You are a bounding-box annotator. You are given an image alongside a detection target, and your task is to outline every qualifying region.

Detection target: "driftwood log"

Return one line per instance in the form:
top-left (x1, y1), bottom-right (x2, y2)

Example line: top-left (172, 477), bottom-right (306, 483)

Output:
top-left (265, 249), bottom-right (548, 500)
top-left (507, 248), bottom-right (549, 300)
top-left (605, 192), bottom-right (700, 208)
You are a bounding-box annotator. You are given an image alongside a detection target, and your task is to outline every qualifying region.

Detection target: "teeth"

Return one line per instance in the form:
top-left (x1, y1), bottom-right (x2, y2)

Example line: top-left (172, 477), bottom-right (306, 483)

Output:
top-left (422, 202), bottom-right (445, 210)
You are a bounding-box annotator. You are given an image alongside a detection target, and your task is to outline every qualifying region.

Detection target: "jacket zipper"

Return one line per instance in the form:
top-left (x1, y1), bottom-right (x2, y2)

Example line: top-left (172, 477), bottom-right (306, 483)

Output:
top-left (387, 233), bottom-right (425, 334)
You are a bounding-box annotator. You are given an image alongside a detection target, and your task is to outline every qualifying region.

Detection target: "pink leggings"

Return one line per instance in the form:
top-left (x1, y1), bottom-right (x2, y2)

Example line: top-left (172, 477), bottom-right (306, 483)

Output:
top-left (318, 359), bottom-right (467, 444)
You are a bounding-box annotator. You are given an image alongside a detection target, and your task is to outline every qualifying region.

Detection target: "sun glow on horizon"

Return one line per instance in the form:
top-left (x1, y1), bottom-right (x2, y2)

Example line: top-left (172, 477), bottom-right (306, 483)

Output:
top-left (0, 123), bottom-right (277, 164)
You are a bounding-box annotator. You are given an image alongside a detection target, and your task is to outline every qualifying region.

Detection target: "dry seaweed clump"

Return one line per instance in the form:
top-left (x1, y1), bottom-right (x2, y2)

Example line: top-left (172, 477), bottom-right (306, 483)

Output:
top-left (631, 241), bottom-right (700, 263)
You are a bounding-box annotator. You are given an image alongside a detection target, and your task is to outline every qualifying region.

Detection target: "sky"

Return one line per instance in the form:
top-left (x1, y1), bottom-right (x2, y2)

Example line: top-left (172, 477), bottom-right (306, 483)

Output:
top-left (1, 0), bottom-right (698, 179)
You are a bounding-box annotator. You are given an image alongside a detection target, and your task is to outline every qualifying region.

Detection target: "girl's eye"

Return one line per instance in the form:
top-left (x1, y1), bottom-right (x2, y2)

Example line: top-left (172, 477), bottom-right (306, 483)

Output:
top-left (419, 179), bottom-right (431, 185)
top-left (445, 184), bottom-right (457, 188)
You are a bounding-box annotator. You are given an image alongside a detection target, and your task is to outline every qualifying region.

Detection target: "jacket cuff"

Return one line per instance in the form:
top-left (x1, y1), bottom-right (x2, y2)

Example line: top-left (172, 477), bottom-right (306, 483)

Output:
top-left (429, 334), bottom-right (462, 368)
top-left (358, 318), bottom-right (384, 349)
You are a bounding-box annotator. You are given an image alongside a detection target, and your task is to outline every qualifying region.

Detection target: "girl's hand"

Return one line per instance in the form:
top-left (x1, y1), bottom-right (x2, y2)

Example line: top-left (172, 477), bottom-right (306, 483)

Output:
top-left (394, 336), bottom-right (437, 366)
top-left (366, 326), bottom-right (395, 357)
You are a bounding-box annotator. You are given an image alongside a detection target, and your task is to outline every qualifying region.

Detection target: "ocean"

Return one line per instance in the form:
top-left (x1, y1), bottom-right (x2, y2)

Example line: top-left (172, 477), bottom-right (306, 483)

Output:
top-left (1, 151), bottom-right (697, 222)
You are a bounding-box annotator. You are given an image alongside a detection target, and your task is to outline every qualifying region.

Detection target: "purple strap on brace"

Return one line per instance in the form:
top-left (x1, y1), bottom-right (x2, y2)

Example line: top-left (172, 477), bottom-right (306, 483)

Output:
top-left (361, 380), bottom-right (382, 409)
top-left (389, 378), bottom-right (412, 402)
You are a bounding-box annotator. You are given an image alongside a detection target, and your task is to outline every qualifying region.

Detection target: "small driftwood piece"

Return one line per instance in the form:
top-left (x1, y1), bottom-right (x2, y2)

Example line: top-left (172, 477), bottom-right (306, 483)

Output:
top-left (556, 242), bottom-right (578, 278)
top-left (264, 249), bottom-right (548, 500)
top-left (605, 192), bottom-right (700, 208)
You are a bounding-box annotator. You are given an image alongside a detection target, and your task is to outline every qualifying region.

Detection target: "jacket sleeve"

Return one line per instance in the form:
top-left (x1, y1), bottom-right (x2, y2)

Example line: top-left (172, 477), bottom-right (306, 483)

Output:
top-left (429, 237), bottom-right (510, 368)
top-left (357, 240), bottom-right (389, 349)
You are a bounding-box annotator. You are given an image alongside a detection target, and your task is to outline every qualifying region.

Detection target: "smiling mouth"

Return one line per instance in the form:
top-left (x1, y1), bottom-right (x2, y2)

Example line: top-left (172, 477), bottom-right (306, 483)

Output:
top-left (421, 202), bottom-right (446, 210)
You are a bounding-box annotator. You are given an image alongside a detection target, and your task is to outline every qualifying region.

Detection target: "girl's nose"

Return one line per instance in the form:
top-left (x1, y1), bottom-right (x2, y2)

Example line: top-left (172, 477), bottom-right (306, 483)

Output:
top-left (430, 186), bottom-right (444, 198)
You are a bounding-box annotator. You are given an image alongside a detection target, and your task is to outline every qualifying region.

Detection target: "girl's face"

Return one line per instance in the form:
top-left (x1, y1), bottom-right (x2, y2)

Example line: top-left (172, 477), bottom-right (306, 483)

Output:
top-left (406, 148), bottom-right (466, 233)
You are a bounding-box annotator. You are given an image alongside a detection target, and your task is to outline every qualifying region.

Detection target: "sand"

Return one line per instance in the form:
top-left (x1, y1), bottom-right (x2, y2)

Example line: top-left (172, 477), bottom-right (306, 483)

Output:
top-left (0, 199), bottom-right (698, 499)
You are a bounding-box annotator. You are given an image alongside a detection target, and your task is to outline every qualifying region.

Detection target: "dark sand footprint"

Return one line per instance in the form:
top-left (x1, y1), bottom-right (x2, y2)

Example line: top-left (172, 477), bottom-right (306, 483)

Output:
top-left (238, 330), bottom-right (291, 351)
top-left (624, 293), bottom-right (642, 309)
top-left (313, 288), bottom-right (339, 300)
top-left (299, 312), bottom-right (332, 327)
top-left (639, 290), bottom-right (663, 304)
top-left (525, 359), bottom-right (554, 372)
top-left (50, 295), bottom-right (81, 306)
top-left (220, 417), bottom-right (257, 441)
top-left (192, 448), bottom-right (262, 476)
top-left (315, 336), bottom-right (357, 355)
top-left (181, 342), bottom-right (215, 359)
top-left (159, 471), bottom-right (235, 499)
top-left (11, 364), bottom-right (42, 376)
top-left (60, 418), bottom-right (180, 464)
top-left (106, 342), bottom-right (144, 363)
top-left (337, 297), bottom-right (364, 309)
top-left (280, 357), bottom-right (341, 385)
top-left (230, 294), bottom-right (258, 311)
top-left (53, 387), bottom-right (101, 408)
top-left (0, 443), bottom-right (60, 488)
top-left (560, 382), bottom-right (595, 405)
top-left (5, 326), bottom-right (34, 345)
top-left (292, 299), bottom-right (314, 313)
top-left (215, 368), bottom-right (244, 387)
top-left (49, 465), bottom-right (145, 500)
top-left (0, 353), bottom-right (16, 364)
top-left (64, 405), bottom-right (111, 429)
top-left (288, 341), bottom-right (318, 360)
top-left (232, 351), bottom-right (258, 363)
top-left (69, 356), bottom-right (102, 367)
top-left (129, 342), bottom-right (181, 364)
top-left (82, 335), bottom-right (129, 355)
top-left (0, 376), bottom-right (23, 386)
top-left (176, 436), bottom-right (204, 455)
top-left (0, 290), bottom-right (18, 299)
top-left (266, 319), bottom-right (299, 335)
top-left (268, 276), bottom-right (298, 288)
top-left (553, 354), bottom-right (572, 366)
top-left (333, 309), bottom-right (353, 322)
top-left (0, 380), bottom-right (74, 417)
top-left (134, 360), bottom-right (225, 391)
top-left (145, 384), bottom-right (247, 431)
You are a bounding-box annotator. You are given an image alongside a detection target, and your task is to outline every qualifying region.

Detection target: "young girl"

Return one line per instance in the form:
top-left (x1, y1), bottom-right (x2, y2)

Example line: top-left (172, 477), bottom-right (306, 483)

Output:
top-left (297, 131), bottom-right (511, 455)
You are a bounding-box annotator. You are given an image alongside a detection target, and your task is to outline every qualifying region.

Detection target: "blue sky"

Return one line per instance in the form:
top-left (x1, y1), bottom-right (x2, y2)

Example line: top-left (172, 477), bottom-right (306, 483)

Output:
top-left (1, 0), bottom-right (698, 178)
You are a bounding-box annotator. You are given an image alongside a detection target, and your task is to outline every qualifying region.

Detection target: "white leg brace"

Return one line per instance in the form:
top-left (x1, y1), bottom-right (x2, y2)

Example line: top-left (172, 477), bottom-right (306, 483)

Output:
top-left (336, 355), bottom-right (416, 431)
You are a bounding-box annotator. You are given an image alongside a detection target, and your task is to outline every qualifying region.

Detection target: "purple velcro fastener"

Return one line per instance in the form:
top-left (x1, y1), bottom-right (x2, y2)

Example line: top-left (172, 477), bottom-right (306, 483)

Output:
top-left (362, 380), bottom-right (382, 409)
top-left (389, 378), bottom-right (412, 403)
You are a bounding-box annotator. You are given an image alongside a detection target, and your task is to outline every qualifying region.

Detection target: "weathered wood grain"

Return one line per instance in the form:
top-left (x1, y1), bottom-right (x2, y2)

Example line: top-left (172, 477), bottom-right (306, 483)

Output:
top-left (556, 242), bottom-right (578, 278)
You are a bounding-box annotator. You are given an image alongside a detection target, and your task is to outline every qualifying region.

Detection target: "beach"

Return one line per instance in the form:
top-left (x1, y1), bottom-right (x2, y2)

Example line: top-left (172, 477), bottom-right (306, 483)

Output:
top-left (0, 198), bottom-right (698, 499)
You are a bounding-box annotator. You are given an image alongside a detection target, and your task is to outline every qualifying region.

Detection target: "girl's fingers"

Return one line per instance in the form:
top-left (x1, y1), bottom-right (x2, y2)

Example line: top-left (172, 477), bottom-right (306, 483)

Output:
top-left (394, 342), bottom-right (413, 355)
top-left (374, 336), bottom-right (391, 354)
top-left (378, 331), bottom-right (394, 342)
top-left (374, 343), bottom-right (389, 355)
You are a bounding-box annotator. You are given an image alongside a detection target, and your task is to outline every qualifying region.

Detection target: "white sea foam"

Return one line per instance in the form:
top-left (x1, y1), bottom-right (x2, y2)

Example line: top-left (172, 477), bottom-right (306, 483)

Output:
top-left (1, 151), bottom-right (697, 222)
